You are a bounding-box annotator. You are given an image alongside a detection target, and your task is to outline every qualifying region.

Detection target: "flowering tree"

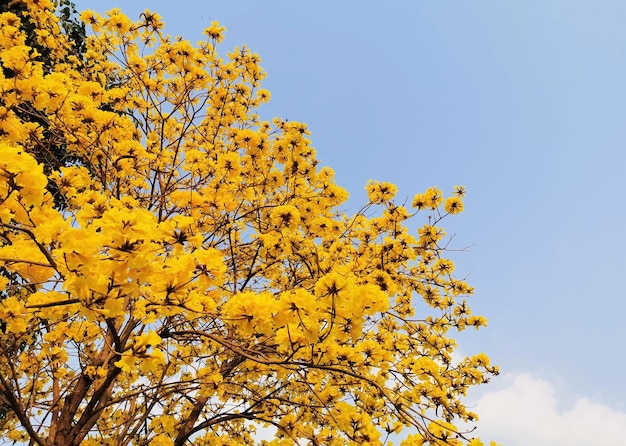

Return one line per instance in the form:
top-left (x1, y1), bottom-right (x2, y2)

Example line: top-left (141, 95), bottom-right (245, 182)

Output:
top-left (0, 2), bottom-right (499, 445)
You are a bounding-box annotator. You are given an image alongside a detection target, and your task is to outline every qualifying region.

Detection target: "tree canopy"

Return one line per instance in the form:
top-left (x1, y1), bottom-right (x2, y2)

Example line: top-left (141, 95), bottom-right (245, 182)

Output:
top-left (0, 0), bottom-right (88, 210)
top-left (0, 1), bottom-right (499, 445)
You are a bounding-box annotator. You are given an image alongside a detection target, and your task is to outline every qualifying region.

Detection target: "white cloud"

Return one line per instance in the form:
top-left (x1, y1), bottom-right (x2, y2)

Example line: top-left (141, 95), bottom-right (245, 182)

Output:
top-left (467, 372), bottom-right (626, 446)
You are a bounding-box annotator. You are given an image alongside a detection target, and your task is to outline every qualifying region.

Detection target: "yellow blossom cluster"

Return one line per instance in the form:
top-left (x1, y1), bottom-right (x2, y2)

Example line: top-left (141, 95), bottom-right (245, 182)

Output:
top-left (0, 2), bottom-right (498, 445)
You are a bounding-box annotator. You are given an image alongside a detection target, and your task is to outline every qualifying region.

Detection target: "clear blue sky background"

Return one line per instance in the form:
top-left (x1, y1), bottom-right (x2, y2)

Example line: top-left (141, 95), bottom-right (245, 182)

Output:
top-left (78, 1), bottom-right (626, 443)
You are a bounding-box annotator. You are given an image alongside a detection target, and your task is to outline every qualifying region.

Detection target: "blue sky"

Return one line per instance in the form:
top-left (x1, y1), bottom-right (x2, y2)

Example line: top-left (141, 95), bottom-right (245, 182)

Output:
top-left (79, 1), bottom-right (626, 443)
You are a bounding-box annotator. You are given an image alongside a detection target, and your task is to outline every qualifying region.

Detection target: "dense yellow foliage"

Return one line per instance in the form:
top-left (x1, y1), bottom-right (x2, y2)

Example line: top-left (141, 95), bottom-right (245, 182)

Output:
top-left (0, 1), bottom-right (499, 445)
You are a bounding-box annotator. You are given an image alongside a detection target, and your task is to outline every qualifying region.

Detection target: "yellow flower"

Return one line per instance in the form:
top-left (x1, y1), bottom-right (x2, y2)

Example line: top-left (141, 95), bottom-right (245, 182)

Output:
top-left (424, 186), bottom-right (443, 208)
top-left (0, 45), bottom-right (31, 72)
top-left (454, 185), bottom-right (466, 197)
top-left (114, 351), bottom-right (136, 373)
top-left (135, 331), bottom-right (162, 350)
top-left (411, 193), bottom-right (427, 210)
top-left (366, 180), bottom-right (398, 204)
top-left (203, 21), bottom-right (225, 42)
top-left (0, 143), bottom-right (48, 207)
top-left (104, 9), bottom-right (132, 34)
top-left (270, 205), bottom-right (301, 231)
top-left (139, 349), bottom-right (166, 372)
top-left (0, 296), bottom-right (29, 332)
top-left (444, 196), bottom-right (464, 214)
